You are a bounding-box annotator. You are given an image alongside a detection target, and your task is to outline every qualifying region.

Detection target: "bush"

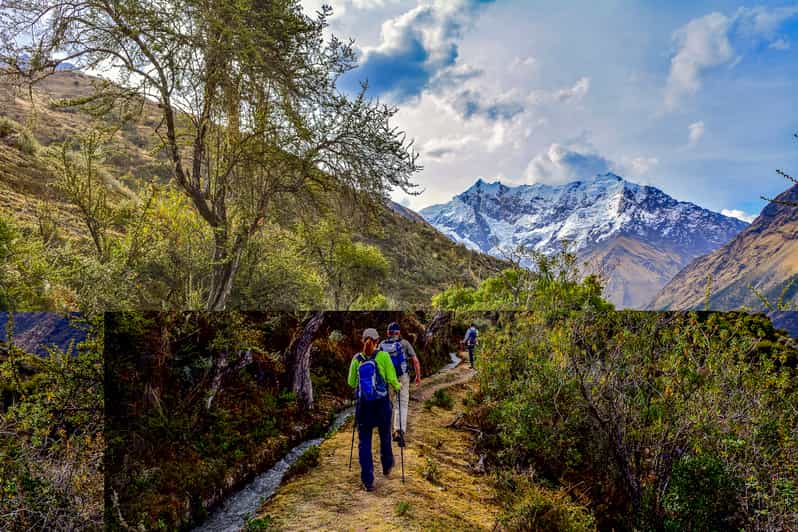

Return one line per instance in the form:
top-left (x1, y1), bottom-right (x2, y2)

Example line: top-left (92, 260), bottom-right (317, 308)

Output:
top-left (0, 116), bottom-right (40, 155)
top-left (663, 454), bottom-right (742, 531)
top-left (425, 389), bottom-right (453, 410)
top-left (496, 482), bottom-right (596, 532)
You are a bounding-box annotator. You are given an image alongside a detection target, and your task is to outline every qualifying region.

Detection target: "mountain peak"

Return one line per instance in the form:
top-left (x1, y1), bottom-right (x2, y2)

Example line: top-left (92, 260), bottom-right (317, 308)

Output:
top-left (420, 173), bottom-right (749, 308)
top-left (461, 178), bottom-right (507, 196)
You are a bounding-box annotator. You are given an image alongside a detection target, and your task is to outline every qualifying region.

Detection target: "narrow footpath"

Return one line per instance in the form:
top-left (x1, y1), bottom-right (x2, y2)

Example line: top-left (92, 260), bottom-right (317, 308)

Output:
top-left (254, 355), bottom-right (499, 531)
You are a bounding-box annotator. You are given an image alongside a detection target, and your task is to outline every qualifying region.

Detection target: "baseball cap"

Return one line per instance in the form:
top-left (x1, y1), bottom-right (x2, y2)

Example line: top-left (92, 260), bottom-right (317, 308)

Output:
top-left (362, 328), bottom-right (379, 340)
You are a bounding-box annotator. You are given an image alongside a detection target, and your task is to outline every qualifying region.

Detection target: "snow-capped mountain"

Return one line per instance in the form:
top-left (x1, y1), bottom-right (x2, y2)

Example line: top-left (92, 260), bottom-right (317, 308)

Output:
top-left (420, 173), bottom-right (748, 308)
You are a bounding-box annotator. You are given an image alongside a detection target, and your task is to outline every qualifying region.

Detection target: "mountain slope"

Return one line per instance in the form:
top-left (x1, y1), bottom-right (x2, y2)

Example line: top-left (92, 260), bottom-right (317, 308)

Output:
top-left (420, 174), bottom-right (748, 308)
top-left (421, 174), bottom-right (746, 308)
top-left (650, 184), bottom-right (798, 310)
top-left (0, 71), bottom-right (504, 307)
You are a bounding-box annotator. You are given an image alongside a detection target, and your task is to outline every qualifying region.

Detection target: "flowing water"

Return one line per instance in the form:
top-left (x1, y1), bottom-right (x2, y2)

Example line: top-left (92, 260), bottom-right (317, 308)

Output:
top-left (193, 353), bottom-right (461, 532)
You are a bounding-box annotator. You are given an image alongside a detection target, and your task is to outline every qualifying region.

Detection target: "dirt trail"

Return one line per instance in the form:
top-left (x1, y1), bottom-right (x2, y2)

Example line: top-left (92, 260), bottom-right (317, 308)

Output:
top-left (254, 355), bottom-right (499, 531)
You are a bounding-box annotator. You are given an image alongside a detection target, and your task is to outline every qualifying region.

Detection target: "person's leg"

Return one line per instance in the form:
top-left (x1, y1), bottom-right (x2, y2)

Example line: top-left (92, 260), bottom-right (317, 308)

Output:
top-left (400, 373), bottom-right (410, 433)
top-left (378, 398), bottom-right (395, 474)
top-left (393, 373), bottom-right (410, 433)
top-left (468, 345), bottom-right (475, 367)
top-left (358, 404), bottom-right (375, 488)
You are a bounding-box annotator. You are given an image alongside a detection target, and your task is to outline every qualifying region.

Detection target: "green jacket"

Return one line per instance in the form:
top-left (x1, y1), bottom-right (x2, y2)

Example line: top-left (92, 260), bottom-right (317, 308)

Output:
top-left (347, 350), bottom-right (401, 391)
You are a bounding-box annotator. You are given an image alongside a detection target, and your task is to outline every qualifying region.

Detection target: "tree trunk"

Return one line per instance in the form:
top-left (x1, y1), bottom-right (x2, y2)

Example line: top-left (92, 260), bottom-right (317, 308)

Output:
top-left (206, 349), bottom-right (253, 410)
top-left (286, 311), bottom-right (326, 411)
top-left (206, 231), bottom-right (244, 311)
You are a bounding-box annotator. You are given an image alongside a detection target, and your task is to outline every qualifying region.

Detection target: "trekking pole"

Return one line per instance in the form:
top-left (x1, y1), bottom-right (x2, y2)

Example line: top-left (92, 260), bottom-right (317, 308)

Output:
top-left (398, 386), bottom-right (405, 484)
top-left (348, 387), bottom-right (359, 471)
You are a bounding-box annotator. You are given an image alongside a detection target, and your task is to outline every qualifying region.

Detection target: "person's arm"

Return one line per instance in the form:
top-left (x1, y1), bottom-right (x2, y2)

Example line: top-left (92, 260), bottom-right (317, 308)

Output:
top-left (376, 351), bottom-right (401, 391)
top-left (412, 357), bottom-right (422, 385)
top-left (347, 356), bottom-right (360, 389)
top-left (402, 340), bottom-right (421, 384)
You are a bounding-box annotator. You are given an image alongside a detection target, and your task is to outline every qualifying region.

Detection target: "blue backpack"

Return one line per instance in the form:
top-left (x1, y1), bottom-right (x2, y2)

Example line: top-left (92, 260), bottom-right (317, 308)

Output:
top-left (465, 328), bottom-right (477, 345)
top-left (356, 353), bottom-right (388, 401)
top-left (379, 338), bottom-right (406, 377)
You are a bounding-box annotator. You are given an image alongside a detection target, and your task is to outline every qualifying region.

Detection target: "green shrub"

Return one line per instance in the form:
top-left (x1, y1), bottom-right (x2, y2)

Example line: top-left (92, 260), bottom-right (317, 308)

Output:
top-left (395, 500), bottom-right (411, 517)
top-left (425, 389), bottom-right (453, 410)
top-left (244, 514), bottom-right (275, 531)
top-left (422, 457), bottom-right (441, 485)
top-left (663, 454), bottom-right (742, 531)
top-left (0, 116), bottom-right (39, 154)
top-left (496, 483), bottom-right (596, 532)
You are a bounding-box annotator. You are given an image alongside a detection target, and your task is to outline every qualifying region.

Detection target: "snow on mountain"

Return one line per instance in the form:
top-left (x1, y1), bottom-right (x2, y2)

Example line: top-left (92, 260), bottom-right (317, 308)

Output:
top-left (420, 173), bottom-right (748, 308)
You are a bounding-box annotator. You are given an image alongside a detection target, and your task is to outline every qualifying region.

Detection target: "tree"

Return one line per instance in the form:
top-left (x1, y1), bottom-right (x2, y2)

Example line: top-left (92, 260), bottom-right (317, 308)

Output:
top-left (285, 311), bottom-right (326, 410)
top-left (300, 219), bottom-right (389, 310)
top-left (1, 0), bottom-right (420, 310)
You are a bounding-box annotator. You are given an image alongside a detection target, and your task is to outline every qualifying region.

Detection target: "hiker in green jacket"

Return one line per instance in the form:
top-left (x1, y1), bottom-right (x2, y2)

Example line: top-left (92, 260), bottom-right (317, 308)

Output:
top-left (348, 328), bottom-right (401, 491)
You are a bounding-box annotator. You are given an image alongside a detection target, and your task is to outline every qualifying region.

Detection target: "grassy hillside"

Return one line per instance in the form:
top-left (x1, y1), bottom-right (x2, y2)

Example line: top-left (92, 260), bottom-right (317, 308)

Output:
top-left (0, 71), bottom-right (504, 309)
top-left (649, 184), bottom-right (798, 310)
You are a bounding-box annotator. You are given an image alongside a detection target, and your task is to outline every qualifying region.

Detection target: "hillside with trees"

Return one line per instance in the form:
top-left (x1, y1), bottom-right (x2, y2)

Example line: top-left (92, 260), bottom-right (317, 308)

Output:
top-left (0, 2), bottom-right (503, 313)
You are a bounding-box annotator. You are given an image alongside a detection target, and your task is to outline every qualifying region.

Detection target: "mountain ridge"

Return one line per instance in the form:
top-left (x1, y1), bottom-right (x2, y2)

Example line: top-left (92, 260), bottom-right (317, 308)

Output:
top-left (420, 173), bottom-right (748, 308)
top-left (649, 183), bottom-right (798, 310)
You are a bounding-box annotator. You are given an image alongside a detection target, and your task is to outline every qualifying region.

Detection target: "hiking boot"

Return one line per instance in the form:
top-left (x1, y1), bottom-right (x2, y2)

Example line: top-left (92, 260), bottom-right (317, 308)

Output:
top-left (392, 430), bottom-right (402, 442)
top-left (363, 483), bottom-right (375, 492)
top-left (383, 463), bottom-right (394, 477)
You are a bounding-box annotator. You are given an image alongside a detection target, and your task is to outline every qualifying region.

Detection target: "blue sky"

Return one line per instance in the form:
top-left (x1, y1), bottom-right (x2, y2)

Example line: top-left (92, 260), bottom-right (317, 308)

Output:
top-left (302, 0), bottom-right (798, 220)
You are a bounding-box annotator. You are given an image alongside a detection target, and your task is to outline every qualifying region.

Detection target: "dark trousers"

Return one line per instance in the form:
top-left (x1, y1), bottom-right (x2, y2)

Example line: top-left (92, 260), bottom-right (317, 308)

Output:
top-left (357, 396), bottom-right (394, 488)
top-left (467, 344), bottom-right (475, 366)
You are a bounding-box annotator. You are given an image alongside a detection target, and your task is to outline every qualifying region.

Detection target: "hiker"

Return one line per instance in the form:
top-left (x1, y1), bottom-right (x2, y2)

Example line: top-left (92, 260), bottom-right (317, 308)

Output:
top-left (379, 322), bottom-right (422, 446)
top-left (464, 323), bottom-right (478, 368)
top-left (348, 328), bottom-right (401, 491)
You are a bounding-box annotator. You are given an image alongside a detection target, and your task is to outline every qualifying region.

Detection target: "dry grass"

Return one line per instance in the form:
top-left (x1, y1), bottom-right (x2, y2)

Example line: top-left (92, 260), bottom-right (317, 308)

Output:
top-left (257, 358), bottom-right (498, 531)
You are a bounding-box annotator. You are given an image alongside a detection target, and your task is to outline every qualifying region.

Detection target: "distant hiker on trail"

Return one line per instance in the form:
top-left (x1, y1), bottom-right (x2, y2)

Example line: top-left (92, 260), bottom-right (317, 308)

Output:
top-left (379, 322), bottom-right (422, 446)
top-left (464, 323), bottom-right (478, 368)
top-left (348, 328), bottom-right (401, 491)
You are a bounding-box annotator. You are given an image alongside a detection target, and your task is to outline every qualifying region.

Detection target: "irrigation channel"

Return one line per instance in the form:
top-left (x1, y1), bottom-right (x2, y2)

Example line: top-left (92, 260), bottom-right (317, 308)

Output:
top-left (193, 352), bottom-right (462, 532)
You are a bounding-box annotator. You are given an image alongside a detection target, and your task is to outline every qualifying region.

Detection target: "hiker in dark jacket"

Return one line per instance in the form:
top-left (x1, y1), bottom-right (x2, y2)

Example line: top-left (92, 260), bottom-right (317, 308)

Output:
top-left (347, 328), bottom-right (401, 491)
top-left (464, 323), bottom-right (478, 368)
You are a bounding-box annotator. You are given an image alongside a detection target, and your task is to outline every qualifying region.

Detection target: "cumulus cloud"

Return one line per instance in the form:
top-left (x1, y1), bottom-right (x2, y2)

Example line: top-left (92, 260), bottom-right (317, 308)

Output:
top-left (721, 209), bottom-right (756, 223)
top-left (340, 0), bottom-right (495, 101)
top-left (623, 156), bottom-right (659, 176)
top-left (451, 89), bottom-right (525, 121)
top-left (509, 56), bottom-right (537, 70)
top-left (688, 120), bottom-right (705, 146)
top-left (769, 38), bottom-right (790, 50)
top-left (555, 77), bottom-right (591, 102)
top-left (665, 13), bottom-right (734, 110)
top-left (735, 6), bottom-right (798, 41)
top-left (524, 144), bottom-right (614, 185)
top-left (664, 6), bottom-right (798, 109)
top-left (422, 135), bottom-right (478, 160)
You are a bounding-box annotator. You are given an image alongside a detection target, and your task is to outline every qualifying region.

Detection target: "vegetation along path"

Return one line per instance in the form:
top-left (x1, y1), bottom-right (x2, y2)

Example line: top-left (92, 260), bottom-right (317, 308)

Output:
top-left (252, 353), bottom-right (499, 531)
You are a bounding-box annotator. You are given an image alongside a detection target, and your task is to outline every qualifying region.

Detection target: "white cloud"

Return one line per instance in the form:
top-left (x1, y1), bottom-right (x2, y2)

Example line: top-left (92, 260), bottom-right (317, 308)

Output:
top-left (665, 12), bottom-right (733, 110)
top-left (721, 209), bottom-right (756, 223)
top-left (555, 77), bottom-right (591, 102)
top-left (688, 120), bottom-right (705, 146)
top-left (664, 7), bottom-right (798, 109)
top-left (735, 6), bottom-right (798, 41)
top-left (769, 38), bottom-right (790, 50)
top-left (509, 56), bottom-right (537, 70)
top-left (422, 134), bottom-right (478, 160)
top-left (524, 143), bottom-right (613, 185)
top-left (623, 156), bottom-right (659, 176)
